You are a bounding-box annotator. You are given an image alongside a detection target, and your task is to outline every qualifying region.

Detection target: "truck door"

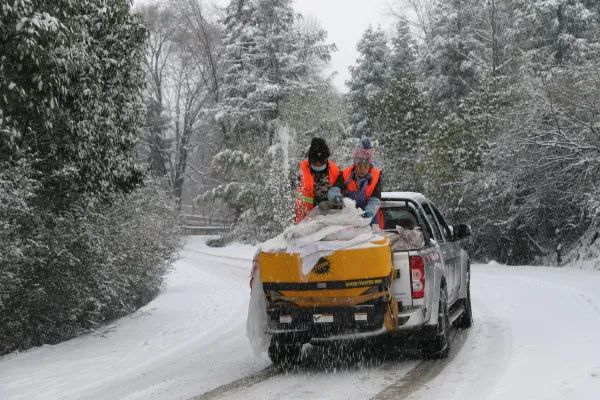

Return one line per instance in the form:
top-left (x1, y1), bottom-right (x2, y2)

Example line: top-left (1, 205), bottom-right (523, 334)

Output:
top-left (421, 203), bottom-right (455, 298)
top-left (431, 204), bottom-right (461, 303)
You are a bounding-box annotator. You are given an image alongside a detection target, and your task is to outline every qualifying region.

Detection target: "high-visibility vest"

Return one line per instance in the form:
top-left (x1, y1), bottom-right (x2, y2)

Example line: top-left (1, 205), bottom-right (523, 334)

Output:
top-left (294, 160), bottom-right (340, 224)
top-left (342, 166), bottom-right (381, 200)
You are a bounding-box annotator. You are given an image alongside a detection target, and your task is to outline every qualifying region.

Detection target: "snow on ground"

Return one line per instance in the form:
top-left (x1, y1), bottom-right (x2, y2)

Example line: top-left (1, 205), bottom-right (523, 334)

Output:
top-left (0, 237), bottom-right (269, 400)
top-left (406, 262), bottom-right (600, 400)
top-left (2, 238), bottom-right (600, 400)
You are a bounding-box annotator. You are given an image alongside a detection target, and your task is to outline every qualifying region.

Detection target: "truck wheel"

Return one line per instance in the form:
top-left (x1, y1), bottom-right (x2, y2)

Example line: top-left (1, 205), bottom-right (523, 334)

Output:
top-left (423, 287), bottom-right (450, 359)
top-left (268, 336), bottom-right (302, 368)
top-left (456, 266), bottom-right (473, 329)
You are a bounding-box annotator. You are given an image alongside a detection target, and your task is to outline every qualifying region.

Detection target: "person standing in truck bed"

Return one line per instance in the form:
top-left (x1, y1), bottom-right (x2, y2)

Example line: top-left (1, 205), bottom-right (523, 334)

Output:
top-left (340, 137), bottom-right (382, 224)
top-left (294, 137), bottom-right (344, 223)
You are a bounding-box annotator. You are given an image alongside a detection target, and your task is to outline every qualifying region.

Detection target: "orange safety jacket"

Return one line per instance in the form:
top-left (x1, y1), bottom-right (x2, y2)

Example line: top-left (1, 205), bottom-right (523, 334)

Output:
top-left (342, 166), bottom-right (381, 200)
top-left (294, 159), bottom-right (340, 224)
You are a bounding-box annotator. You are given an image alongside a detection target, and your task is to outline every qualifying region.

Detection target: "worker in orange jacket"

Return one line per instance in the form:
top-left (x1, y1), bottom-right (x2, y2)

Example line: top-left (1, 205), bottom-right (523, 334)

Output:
top-left (341, 137), bottom-right (382, 224)
top-left (294, 137), bottom-right (343, 223)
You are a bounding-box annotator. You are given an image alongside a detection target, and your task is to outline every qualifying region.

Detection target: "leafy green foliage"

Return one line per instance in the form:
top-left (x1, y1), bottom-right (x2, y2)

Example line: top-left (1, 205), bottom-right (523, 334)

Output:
top-left (1, 0), bottom-right (146, 208)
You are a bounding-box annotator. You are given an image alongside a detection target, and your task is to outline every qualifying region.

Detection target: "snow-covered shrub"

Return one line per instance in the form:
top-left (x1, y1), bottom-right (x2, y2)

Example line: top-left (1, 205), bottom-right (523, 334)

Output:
top-left (0, 0), bottom-right (183, 355)
top-left (0, 181), bottom-right (182, 355)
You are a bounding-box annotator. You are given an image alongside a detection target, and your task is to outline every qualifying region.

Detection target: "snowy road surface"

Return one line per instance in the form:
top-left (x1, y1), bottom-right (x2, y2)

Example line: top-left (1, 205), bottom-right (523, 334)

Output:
top-left (1, 236), bottom-right (600, 400)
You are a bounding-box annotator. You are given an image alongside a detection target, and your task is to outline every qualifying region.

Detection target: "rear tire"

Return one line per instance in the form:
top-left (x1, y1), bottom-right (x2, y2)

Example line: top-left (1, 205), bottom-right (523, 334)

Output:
top-left (423, 287), bottom-right (450, 359)
top-left (268, 336), bottom-right (303, 367)
top-left (456, 266), bottom-right (473, 329)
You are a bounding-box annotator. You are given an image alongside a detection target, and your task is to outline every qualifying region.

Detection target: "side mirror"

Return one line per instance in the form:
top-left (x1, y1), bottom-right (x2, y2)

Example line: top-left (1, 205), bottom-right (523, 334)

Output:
top-left (453, 224), bottom-right (471, 240)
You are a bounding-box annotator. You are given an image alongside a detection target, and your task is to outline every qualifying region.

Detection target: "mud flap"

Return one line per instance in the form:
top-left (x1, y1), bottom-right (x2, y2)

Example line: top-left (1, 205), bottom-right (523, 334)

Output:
top-left (384, 298), bottom-right (399, 333)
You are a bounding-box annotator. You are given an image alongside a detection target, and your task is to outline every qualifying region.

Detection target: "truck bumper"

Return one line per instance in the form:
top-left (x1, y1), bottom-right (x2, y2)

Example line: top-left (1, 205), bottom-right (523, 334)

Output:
top-left (397, 306), bottom-right (430, 330)
top-left (267, 302), bottom-right (387, 343)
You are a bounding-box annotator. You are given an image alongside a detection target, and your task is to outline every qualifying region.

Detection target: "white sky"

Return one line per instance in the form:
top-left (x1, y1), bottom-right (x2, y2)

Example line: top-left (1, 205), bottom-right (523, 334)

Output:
top-left (135, 0), bottom-right (401, 92)
top-left (292, 0), bottom-right (398, 92)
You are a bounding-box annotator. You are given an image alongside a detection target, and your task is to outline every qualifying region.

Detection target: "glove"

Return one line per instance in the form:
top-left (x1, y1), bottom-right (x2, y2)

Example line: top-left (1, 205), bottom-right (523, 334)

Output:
top-left (332, 194), bottom-right (344, 207)
top-left (361, 210), bottom-right (374, 219)
top-left (318, 200), bottom-right (333, 214)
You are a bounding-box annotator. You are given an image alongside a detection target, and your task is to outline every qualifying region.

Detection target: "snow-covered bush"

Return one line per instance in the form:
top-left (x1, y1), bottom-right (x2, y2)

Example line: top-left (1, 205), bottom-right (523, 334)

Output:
top-left (0, 181), bottom-right (182, 355)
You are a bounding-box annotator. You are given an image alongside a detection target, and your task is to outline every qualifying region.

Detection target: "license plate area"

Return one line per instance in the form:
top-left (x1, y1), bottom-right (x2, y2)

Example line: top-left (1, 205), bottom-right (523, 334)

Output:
top-left (313, 314), bottom-right (334, 323)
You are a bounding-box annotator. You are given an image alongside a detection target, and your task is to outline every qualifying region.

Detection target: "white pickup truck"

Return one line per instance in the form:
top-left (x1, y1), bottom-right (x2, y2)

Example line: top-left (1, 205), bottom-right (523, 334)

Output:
top-left (257, 192), bottom-right (472, 364)
top-left (376, 191), bottom-right (473, 358)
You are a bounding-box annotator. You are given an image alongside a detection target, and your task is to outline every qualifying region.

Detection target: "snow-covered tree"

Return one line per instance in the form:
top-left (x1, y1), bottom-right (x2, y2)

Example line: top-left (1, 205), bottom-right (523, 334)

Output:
top-left (138, 1), bottom-right (224, 207)
top-left (279, 80), bottom-right (347, 163)
top-left (346, 25), bottom-right (390, 137)
top-left (201, 0), bottom-right (335, 241)
top-left (217, 0), bottom-right (334, 147)
top-left (1, 0), bottom-right (146, 209)
top-left (418, 0), bottom-right (482, 115)
top-left (369, 75), bottom-right (428, 192)
top-left (513, 0), bottom-right (600, 67)
top-left (389, 20), bottom-right (416, 76)
top-left (197, 126), bottom-right (296, 242)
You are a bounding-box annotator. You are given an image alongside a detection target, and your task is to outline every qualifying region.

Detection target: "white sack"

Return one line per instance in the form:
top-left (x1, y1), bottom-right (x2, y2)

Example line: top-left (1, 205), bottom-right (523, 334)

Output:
top-left (387, 226), bottom-right (425, 251)
top-left (259, 198), bottom-right (382, 276)
top-left (246, 268), bottom-right (270, 355)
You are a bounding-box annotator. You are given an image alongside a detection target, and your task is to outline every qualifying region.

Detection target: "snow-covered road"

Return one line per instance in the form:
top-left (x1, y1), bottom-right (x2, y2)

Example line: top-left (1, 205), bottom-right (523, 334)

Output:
top-left (2, 237), bottom-right (600, 400)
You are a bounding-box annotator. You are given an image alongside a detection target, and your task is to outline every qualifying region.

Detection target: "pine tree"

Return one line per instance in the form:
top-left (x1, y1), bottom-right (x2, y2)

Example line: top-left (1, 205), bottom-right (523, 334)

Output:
top-left (389, 21), bottom-right (416, 75)
top-left (203, 0), bottom-right (334, 240)
top-left (217, 0), bottom-right (333, 147)
top-left (369, 75), bottom-right (428, 192)
top-left (418, 0), bottom-right (481, 115)
top-left (346, 25), bottom-right (389, 137)
top-left (513, 0), bottom-right (600, 67)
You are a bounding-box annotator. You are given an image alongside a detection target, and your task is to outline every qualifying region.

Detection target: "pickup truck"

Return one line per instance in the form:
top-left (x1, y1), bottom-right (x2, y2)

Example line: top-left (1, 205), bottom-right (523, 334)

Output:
top-left (256, 192), bottom-right (472, 365)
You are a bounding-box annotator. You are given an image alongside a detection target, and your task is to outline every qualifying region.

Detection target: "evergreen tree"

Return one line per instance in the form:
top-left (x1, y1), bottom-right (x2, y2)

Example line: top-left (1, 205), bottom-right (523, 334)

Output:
top-left (279, 80), bottom-right (347, 163)
top-left (418, 0), bottom-right (481, 115)
top-left (217, 0), bottom-right (333, 147)
top-left (346, 25), bottom-right (389, 137)
top-left (513, 0), bottom-right (600, 67)
top-left (203, 0), bottom-right (334, 241)
top-left (369, 75), bottom-right (428, 192)
top-left (389, 21), bottom-right (416, 75)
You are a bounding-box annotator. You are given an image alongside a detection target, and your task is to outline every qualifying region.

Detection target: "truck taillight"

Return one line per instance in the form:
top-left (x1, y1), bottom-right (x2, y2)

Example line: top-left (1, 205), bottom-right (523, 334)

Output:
top-left (409, 255), bottom-right (425, 299)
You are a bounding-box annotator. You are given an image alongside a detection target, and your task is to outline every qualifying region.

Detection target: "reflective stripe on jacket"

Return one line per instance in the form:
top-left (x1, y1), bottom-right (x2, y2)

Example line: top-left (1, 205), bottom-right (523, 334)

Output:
top-left (294, 159), bottom-right (340, 224)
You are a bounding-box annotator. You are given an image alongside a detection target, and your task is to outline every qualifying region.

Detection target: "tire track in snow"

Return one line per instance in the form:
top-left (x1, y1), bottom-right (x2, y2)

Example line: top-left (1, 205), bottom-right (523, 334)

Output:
top-left (186, 247), bottom-right (253, 263)
top-left (370, 328), bottom-right (470, 400)
top-left (188, 366), bottom-right (281, 400)
top-left (189, 346), bottom-right (418, 400)
top-left (184, 249), bottom-right (253, 275)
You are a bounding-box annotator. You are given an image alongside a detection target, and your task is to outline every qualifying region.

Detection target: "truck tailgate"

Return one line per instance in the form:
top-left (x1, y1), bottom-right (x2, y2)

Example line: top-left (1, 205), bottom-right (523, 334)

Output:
top-left (391, 251), bottom-right (413, 307)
